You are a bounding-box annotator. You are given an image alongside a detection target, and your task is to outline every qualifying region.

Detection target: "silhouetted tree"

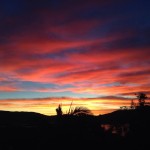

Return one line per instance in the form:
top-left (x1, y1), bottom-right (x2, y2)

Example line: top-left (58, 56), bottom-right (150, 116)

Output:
top-left (136, 93), bottom-right (148, 107)
top-left (130, 99), bottom-right (136, 109)
top-left (56, 104), bottom-right (63, 116)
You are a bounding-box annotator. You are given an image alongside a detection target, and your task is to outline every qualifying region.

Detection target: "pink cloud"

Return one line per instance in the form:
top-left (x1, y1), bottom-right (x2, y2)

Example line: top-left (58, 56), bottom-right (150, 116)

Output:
top-left (0, 5), bottom-right (150, 97)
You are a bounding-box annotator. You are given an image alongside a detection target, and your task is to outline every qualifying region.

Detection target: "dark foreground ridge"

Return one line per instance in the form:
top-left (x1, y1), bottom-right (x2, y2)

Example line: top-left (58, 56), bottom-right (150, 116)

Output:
top-left (0, 107), bottom-right (150, 150)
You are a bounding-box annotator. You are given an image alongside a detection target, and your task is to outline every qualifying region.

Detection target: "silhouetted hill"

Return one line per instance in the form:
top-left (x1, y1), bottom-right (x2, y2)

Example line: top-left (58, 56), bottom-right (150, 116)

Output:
top-left (0, 111), bottom-right (104, 149)
top-left (0, 110), bottom-right (51, 127)
top-left (98, 106), bottom-right (150, 124)
top-left (97, 106), bottom-right (150, 150)
top-left (0, 107), bottom-right (150, 149)
top-left (1, 106), bottom-right (149, 127)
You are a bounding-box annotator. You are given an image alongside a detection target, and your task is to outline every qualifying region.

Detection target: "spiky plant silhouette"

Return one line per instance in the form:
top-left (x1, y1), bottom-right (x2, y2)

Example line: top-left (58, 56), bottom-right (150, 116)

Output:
top-left (67, 106), bottom-right (93, 116)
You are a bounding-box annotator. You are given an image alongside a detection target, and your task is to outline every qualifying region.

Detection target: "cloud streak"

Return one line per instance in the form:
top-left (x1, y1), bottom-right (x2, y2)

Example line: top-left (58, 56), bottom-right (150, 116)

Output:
top-left (0, 0), bottom-right (150, 115)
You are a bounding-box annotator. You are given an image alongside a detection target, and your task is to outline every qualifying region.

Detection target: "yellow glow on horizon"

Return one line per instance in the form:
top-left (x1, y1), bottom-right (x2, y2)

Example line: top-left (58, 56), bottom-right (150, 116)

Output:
top-left (0, 97), bottom-right (138, 116)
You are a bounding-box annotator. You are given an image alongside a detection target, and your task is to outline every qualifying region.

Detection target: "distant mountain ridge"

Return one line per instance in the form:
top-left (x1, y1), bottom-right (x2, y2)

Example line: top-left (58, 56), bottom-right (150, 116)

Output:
top-left (0, 106), bottom-right (150, 127)
top-left (0, 110), bottom-right (51, 127)
top-left (98, 105), bottom-right (150, 124)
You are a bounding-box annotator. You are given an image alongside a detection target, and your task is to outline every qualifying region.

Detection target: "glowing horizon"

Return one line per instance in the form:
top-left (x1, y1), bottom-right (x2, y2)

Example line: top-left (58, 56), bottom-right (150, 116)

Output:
top-left (0, 96), bottom-right (148, 116)
top-left (0, 0), bottom-right (150, 115)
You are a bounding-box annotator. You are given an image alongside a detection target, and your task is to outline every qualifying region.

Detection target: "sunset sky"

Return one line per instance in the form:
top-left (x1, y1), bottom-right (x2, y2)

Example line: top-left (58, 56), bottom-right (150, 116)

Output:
top-left (0, 0), bottom-right (150, 116)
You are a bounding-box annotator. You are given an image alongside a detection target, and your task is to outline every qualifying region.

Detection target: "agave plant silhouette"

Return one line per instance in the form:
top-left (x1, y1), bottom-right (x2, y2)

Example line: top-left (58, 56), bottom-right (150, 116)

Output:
top-left (67, 106), bottom-right (93, 116)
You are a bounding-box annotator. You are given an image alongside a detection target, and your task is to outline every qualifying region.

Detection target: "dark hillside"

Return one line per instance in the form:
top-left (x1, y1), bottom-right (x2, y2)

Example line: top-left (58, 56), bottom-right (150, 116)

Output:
top-left (0, 107), bottom-right (150, 149)
top-left (98, 106), bottom-right (150, 149)
top-left (98, 106), bottom-right (150, 124)
top-left (0, 110), bottom-right (51, 127)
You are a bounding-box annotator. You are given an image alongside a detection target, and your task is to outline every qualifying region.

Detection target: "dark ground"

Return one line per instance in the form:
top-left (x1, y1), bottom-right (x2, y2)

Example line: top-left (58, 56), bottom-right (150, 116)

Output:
top-left (0, 106), bottom-right (150, 150)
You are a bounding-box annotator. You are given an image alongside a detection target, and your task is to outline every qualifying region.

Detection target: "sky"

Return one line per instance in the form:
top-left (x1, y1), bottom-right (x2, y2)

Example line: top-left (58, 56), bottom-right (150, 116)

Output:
top-left (0, 0), bottom-right (150, 116)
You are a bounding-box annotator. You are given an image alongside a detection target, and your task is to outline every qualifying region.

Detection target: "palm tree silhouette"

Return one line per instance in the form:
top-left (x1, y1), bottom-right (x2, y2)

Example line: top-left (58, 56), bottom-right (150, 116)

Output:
top-left (67, 106), bottom-right (93, 116)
